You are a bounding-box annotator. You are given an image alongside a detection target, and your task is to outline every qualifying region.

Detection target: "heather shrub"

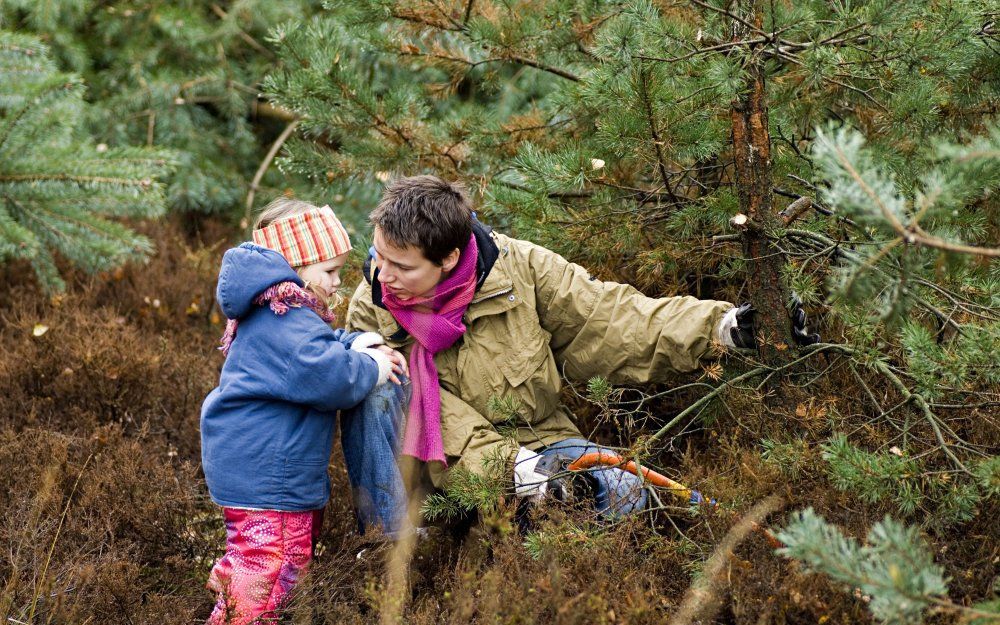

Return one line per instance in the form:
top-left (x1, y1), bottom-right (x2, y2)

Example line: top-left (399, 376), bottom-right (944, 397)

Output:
top-left (1, 217), bottom-right (995, 624)
top-left (0, 219), bottom-right (226, 623)
top-left (0, 426), bottom-right (211, 624)
top-left (0, 220), bottom-right (224, 458)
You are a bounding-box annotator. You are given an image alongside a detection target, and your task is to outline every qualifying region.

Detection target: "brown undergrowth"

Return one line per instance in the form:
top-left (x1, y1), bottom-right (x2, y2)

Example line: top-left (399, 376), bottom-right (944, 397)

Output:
top-left (1, 218), bottom-right (997, 624)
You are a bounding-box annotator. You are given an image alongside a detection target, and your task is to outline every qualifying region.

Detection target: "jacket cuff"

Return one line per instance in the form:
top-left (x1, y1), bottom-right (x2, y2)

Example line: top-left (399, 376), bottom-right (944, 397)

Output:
top-left (355, 347), bottom-right (391, 385)
top-left (715, 305), bottom-right (739, 349)
top-left (349, 331), bottom-right (385, 351)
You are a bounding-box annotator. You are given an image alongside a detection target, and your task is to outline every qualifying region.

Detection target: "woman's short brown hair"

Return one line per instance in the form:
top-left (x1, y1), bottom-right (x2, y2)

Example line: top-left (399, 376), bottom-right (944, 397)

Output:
top-left (370, 175), bottom-right (473, 265)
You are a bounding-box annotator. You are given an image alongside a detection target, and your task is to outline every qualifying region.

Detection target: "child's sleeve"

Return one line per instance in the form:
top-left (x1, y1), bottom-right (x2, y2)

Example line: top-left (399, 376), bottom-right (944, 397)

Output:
top-left (280, 323), bottom-right (381, 412)
top-left (330, 328), bottom-right (363, 347)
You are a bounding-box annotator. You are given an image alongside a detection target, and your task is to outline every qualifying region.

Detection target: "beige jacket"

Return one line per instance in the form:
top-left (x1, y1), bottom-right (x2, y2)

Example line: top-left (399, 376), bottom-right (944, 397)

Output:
top-left (346, 230), bottom-right (732, 484)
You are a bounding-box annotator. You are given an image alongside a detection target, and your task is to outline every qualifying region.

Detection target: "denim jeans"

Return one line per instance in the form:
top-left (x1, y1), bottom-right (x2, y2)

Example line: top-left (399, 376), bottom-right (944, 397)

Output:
top-left (339, 379), bottom-right (410, 539)
top-left (539, 438), bottom-right (649, 517)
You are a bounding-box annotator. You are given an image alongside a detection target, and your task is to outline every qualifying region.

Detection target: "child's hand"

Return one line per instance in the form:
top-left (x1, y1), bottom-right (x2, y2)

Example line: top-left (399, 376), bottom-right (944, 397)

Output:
top-left (375, 345), bottom-right (408, 385)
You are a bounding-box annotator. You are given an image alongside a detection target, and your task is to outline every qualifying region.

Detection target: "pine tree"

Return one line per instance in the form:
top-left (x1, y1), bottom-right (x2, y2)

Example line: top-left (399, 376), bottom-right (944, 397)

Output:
top-left (264, 7), bottom-right (1000, 606)
top-left (265, 0), bottom-right (998, 512)
top-left (0, 31), bottom-right (172, 291)
top-left (264, 0), bottom-right (997, 339)
top-left (1, 1), bottom-right (324, 219)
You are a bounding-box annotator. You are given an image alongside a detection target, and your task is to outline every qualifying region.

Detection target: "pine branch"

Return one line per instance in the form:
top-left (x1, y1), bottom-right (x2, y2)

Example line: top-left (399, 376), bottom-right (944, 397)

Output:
top-left (245, 119), bottom-right (299, 226)
top-left (636, 63), bottom-right (681, 204)
top-left (776, 509), bottom-right (954, 625)
top-left (823, 152), bottom-right (1000, 255)
top-left (209, 4), bottom-right (276, 60)
top-left (505, 54), bottom-right (580, 82)
top-left (0, 173), bottom-right (155, 188)
top-left (783, 229), bottom-right (966, 335)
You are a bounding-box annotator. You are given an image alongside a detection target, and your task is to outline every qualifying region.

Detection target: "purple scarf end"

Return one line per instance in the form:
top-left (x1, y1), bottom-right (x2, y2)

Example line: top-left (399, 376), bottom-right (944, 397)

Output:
top-left (402, 450), bottom-right (448, 467)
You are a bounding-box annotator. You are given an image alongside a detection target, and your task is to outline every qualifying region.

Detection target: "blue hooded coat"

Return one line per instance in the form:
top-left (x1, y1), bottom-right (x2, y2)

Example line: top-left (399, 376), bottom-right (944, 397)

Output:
top-left (201, 243), bottom-right (380, 511)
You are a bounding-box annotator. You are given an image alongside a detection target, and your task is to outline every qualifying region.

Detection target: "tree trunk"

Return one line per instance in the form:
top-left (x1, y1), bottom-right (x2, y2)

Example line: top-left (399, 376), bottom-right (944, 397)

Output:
top-left (729, 3), bottom-right (792, 365)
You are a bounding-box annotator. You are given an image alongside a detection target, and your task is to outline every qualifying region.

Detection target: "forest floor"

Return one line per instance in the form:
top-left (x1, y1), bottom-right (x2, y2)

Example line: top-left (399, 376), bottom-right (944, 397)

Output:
top-left (1, 218), bottom-right (996, 624)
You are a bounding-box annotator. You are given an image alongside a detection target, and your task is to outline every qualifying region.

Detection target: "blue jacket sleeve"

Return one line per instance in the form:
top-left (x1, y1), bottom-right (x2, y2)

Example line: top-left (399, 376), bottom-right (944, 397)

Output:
top-left (331, 328), bottom-right (363, 347)
top-left (280, 318), bottom-right (380, 411)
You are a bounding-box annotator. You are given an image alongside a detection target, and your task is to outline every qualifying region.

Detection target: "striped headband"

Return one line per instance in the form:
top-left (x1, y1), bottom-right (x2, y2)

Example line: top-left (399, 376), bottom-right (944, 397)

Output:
top-left (252, 205), bottom-right (352, 267)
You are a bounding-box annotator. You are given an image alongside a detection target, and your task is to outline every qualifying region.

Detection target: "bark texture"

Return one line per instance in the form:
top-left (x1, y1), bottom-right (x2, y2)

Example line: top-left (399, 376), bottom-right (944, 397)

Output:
top-left (730, 3), bottom-right (792, 364)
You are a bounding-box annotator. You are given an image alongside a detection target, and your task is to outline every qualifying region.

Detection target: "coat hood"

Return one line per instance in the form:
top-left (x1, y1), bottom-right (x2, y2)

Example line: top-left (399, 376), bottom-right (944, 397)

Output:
top-left (216, 242), bottom-right (302, 320)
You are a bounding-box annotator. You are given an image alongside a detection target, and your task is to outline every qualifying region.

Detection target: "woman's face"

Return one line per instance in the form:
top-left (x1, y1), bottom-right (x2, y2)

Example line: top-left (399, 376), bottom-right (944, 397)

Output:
top-left (373, 227), bottom-right (458, 301)
top-left (297, 252), bottom-right (349, 304)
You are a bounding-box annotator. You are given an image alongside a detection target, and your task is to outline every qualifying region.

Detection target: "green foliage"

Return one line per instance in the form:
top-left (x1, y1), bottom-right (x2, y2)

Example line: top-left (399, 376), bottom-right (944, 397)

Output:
top-left (487, 394), bottom-right (521, 438)
top-left (821, 434), bottom-right (998, 525)
top-left (974, 456), bottom-right (1000, 498)
top-left (586, 376), bottom-right (612, 405)
top-left (761, 438), bottom-right (811, 480)
top-left (486, 394), bottom-right (521, 422)
top-left (900, 321), bottom-right (1000, 399)
top-left (776, 508), bottom-right (953, 625)
top-left (812, 123), bottom-right (1000, 324)
top-left (264, 0), bottom-right (998, 335)
top-left (261, 0), bottom-right (1000, 543)
top-left (0, 31), bottom-right (172, 291)
top-left (2, 0), bottom-right (323, 217)
top-left (822, 434), bottom-right (925, 514)
top-left (421, 444), bottom-right (512, 522)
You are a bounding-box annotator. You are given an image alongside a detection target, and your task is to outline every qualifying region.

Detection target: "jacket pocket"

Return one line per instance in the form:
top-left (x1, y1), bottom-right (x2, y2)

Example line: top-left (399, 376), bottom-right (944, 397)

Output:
top-left (281, 457), bottom-right (330, 508)
top-left (498, 324), bottom-right (551, 388)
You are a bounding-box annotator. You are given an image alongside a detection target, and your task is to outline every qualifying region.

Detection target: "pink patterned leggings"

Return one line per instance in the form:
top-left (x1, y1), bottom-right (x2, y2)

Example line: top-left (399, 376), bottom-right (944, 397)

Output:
top-left (206, 508), bottom-right (323, 625)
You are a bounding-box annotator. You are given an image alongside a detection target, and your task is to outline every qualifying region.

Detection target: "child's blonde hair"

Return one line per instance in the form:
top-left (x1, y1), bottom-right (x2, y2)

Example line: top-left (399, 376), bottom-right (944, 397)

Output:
top-left (254, 196), bottom-right (322, 230)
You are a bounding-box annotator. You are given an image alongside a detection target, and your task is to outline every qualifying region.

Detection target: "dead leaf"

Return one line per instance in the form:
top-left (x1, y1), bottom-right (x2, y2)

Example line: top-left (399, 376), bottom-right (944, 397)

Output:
top-left (702, 363), bottom-right (724, 381)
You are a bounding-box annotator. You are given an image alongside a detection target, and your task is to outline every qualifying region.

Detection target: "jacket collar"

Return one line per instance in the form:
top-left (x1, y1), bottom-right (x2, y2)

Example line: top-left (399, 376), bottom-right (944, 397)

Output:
top-left (364, 216), bottom-right (501, 308)
top-left (363, 218), bottom-right (515, 341)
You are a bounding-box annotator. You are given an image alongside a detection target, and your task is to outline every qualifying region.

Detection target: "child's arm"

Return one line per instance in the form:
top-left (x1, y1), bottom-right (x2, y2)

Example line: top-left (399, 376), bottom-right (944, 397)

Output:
top-left (329, 328), bottom-right (385, 349)
top-left (280, 316), bottom-right (391, 411)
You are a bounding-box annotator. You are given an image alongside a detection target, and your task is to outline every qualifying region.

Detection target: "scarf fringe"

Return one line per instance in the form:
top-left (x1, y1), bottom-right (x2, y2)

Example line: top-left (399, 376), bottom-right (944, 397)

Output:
top-left (219, 281), bottom-right (336, 356)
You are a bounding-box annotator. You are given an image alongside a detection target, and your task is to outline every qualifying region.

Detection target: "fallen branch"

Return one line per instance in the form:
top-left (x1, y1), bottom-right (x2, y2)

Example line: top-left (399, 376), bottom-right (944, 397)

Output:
top-left (667, 495), bottom-right (785, 625)
top-left (647, 344), bottom-right (845, 447)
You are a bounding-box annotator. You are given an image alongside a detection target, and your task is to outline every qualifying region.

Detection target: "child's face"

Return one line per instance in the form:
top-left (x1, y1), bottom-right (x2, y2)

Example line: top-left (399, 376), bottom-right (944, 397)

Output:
top-left (373, 227), bottom-right (459, 301)
top-left (297, 252), bottom-right (349, 304)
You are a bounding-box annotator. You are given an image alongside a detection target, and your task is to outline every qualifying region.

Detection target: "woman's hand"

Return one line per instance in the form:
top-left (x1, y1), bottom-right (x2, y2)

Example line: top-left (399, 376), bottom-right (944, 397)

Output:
top-left (375, 345), bottom-right (408, 385)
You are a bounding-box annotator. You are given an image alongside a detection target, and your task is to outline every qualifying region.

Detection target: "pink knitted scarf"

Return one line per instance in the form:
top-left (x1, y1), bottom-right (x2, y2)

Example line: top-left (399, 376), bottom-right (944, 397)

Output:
top-left (219, 282), bottom-right (335, 356)
top-left (381, 234), bottom-right (478, 465)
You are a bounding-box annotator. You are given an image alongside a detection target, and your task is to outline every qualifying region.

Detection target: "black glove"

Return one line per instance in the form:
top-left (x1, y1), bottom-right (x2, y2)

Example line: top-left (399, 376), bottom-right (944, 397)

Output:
top-left (730, 302), bottom-right (757, 349)
top-left (533, 452), bottom-right (588, 502)
top-left (729, 296), bottom-right (820, 349)
top-left (790, 294), bottom-right (820, 346)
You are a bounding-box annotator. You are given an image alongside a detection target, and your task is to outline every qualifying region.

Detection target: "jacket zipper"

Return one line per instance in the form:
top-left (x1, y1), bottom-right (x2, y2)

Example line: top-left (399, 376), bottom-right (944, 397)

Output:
top-left (472, 286), bottom-right (512, 304)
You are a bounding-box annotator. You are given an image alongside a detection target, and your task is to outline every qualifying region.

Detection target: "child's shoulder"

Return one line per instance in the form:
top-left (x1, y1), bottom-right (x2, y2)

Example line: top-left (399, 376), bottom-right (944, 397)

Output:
top-left (242, 303), bottom-right (335, 347)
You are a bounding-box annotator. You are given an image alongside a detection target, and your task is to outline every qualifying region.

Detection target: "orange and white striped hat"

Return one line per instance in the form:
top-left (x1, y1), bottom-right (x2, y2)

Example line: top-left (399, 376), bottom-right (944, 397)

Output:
top-left (252, 205), bottom-right (352, 267)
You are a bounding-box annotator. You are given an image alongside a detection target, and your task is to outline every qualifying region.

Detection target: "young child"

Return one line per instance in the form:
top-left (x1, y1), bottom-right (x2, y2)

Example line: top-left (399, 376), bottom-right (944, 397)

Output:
top-left (201, 198), bottom-right (406, 625)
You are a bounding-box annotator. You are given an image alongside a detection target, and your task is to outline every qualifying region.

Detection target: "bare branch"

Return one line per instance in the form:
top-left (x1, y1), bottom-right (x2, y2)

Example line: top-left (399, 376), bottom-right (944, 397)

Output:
top-left (244, 119), bottom-right (300, 228)
top-left (779, 196), bottom-right (814, 225)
